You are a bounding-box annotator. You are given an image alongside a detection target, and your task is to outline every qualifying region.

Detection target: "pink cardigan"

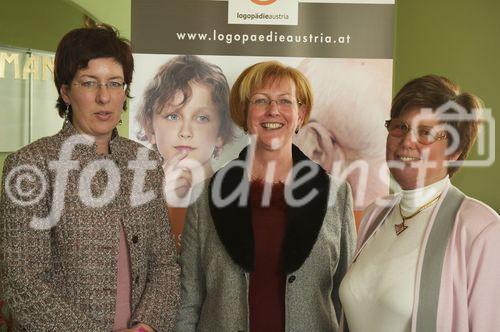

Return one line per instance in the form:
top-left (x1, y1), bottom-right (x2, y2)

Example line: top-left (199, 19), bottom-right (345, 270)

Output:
top-left (349, 183), bottom-right (500, 332)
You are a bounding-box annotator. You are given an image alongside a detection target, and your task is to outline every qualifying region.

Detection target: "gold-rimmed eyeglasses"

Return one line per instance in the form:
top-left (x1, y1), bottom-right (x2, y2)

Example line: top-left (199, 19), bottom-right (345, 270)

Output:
top-left (385, 119), bottom-right (447, 145)
top-left (72, 80), bottom-right (127, 93)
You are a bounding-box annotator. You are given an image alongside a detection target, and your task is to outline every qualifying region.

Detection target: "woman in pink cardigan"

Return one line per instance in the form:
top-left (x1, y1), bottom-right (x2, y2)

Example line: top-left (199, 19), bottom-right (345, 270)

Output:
top-left (339, 75), bottom-right (500, 332)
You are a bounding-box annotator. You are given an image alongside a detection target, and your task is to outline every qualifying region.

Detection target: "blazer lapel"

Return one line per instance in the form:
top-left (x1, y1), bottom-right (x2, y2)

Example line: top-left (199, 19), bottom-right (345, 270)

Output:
top-left (282, 146), bottom-right (330, 274)
top-left (415, 185), bottom-right (465, 332)
top-left (209, 147), bottom-right (254, 271)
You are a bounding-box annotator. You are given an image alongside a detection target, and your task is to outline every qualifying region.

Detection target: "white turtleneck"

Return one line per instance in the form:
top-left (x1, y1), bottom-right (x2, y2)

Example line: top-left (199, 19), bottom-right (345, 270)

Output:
top-left (399, 176), bottom-right (449, 214)
top-left (339, 176), bottom-right (450, 332)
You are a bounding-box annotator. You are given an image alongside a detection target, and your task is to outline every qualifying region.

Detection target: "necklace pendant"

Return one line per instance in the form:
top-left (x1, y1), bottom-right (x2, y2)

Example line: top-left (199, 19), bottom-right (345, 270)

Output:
top-left (395, 222), bottom-right (408, 236)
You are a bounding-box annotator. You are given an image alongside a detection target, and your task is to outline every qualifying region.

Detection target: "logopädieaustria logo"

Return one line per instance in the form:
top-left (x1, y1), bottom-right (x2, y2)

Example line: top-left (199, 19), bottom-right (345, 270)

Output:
top-left (251, 0), bottom-right (277, 5)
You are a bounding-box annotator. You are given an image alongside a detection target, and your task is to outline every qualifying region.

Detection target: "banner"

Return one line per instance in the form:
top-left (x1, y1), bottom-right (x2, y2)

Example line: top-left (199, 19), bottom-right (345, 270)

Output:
top-left (130, 0), bottom-right (395, 241)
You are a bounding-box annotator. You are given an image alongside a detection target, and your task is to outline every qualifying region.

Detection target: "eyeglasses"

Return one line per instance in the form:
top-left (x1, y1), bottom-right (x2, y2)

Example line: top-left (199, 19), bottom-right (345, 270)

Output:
top-left (248, 97), bottom-right (302, 110)
top-left (72, 80), bottom-right (127, 92)
top-left (385, 119), bottom-right (447, 145)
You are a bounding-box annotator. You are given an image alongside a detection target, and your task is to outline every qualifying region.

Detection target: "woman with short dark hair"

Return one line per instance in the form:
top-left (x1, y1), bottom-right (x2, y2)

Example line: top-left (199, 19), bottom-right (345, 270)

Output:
top-left (339, 75), bottom-right (500, 332)
top-left (0, 24), bottom-right (179, 331)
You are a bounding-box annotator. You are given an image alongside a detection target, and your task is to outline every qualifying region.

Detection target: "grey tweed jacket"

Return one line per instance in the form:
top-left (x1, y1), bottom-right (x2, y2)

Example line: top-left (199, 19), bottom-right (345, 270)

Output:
top-left (0, 122), bottom-right (180, 331)
top-left (175, 145), bottom-right (356, 332)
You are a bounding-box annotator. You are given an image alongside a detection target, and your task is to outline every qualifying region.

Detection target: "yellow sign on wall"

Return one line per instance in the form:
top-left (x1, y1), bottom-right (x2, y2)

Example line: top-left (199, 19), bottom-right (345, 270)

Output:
top-left (0, 47), bottom-right (62, 152)
top-left (0, 52), bottom-right (54, 80)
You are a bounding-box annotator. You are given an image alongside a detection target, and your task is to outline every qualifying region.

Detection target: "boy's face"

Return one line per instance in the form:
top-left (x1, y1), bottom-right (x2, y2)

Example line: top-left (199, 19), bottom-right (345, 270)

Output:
top-left (149, 82), bottom-right (223, 172)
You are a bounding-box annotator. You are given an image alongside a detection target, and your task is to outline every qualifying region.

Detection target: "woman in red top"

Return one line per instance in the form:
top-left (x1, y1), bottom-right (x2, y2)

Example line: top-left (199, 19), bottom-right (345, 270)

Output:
top-left (175, 61), bottom-right (356, 332)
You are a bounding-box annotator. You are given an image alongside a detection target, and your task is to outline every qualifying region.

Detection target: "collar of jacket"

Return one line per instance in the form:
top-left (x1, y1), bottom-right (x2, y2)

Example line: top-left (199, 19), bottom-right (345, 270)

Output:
top-left (59, 120), bottom-right (125, 158)
top-left (208, 144), bottom-right (330, 274)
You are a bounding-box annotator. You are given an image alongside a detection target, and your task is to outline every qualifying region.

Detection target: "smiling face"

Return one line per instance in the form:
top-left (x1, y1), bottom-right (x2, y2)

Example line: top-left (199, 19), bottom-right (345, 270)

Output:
top-left (60, 57), bottom-right (126, 141)
top-left (149, 82), bottom-right (223, 173)
top-left (247, 78), bottom-right (305, 153)
top-left (386, 108), bottom-right (459, 190)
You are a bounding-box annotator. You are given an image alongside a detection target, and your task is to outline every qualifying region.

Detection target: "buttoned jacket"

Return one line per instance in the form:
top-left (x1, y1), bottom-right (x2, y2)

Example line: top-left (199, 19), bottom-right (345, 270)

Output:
top-left (175, 145), bottom-right (356, 332)
top-left (0, 122), bottom-right (180, 331)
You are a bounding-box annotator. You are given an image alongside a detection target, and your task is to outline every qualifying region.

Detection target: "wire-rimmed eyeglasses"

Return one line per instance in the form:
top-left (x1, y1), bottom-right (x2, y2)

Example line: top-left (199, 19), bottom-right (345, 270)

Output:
top-left (72, 80), bottom-right (127, 92)
top-left (385, 119), bottom-right (448, 145)
top-left (248, 96), bottom-right (302, 110)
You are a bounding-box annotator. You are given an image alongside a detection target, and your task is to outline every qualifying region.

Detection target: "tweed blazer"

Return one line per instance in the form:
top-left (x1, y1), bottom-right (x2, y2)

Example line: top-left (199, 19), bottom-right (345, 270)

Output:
top-left (0, 122), bottom-right (180, 331)
top-left (175, 145), bottom-right (356, 332)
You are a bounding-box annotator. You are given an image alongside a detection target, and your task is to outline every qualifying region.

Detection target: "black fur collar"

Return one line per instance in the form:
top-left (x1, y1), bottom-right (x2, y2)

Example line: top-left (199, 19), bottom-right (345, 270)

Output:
top-left (208, 144), bottom-right (330, 273)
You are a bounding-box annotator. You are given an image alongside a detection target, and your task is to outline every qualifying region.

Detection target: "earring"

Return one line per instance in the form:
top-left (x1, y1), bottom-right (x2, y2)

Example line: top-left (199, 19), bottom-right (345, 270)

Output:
top-left (119, 119), bottom-right (123, 125)
top-left (64, 104), bottom-right (70, 123)
top-left (295, 127), bottom-right (300, 134)
top-left (213, 147), bottom-right (221, 160)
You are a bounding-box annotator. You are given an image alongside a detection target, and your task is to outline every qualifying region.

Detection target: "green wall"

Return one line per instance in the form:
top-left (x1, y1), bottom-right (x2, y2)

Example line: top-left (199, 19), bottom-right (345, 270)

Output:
top-left (67, 0), bottom-right (131, 39)
top-left (394, 0), bottom-right (500, 211)
top-left (0, 0), bottom-right (85, 51)
top-left (0, 0), bottom-right (85, 181)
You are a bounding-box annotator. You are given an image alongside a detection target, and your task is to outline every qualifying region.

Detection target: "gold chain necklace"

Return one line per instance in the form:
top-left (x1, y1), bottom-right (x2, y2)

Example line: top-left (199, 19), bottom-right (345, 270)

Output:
top-left (395, 194), bottom-right (442, 235)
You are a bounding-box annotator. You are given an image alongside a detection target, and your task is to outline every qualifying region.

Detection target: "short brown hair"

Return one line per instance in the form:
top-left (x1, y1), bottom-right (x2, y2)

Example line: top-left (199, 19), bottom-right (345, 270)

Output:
top-left (391, 75), bottom-right (483, 176)
top-left (229, 61), bottom-right (313, 130)
top-left (136, 55), bottom-right (234, 145)
top-left (54, 24), bottom-right (133, 118)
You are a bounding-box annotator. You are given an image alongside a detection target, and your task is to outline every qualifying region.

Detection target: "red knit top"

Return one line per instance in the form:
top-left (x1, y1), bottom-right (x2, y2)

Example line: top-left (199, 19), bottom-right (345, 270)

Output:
top-left (249, 181), bottom-right (287, 332)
